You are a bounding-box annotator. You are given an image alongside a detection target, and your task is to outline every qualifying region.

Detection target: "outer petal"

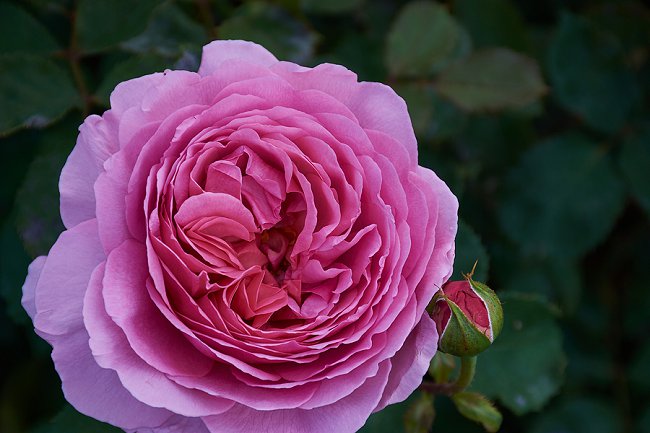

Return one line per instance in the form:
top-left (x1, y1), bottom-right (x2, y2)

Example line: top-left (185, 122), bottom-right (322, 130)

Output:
top-left (129, 415), bottom-right (211, 433)
top-left (59, 115), bottom-right (118, 228)
top-left (22, 255), bottom-right (46, 320)
top-left (202, 361), bottom-right (391, 433)
top-left (51, 327), bottom-right (173, 430)
top-left (375, 314), bottom-right (438, 410)
top-left (33, 219), bottom-right (105, 337)
top-left (198, 40), bottom-right (278, 77)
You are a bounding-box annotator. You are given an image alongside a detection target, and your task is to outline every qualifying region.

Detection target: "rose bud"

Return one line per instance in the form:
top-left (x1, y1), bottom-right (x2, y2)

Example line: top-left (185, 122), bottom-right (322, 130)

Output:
top-left (431, 278), bottom-right (503, 357)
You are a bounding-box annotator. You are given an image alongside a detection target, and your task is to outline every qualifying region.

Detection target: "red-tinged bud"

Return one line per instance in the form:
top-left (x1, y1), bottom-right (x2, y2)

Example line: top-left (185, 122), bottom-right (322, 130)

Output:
top-left (431, 277), bottom-right (503, 357)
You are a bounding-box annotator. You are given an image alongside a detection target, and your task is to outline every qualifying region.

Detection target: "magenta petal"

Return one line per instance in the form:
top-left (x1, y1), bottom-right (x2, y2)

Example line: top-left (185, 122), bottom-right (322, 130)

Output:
top-left (376, 315), bottom-right (438, 410)
top-left (198, 40), bottom-right (278, 77)
top-left (33, 219), bottom-right (105, 337)
top-left (202, 361), bottom-right (391, 433)
top-left (59, 115), bottom-right (118, 228)
top-left (128, 415), bottom-right (210, 433)
top-left (51, 327), bottom-right (173, 430)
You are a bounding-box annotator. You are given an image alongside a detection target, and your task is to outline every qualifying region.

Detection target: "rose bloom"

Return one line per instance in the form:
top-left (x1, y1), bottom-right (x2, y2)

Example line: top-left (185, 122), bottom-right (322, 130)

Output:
top-left (22, 40), bottom-right (457, 432)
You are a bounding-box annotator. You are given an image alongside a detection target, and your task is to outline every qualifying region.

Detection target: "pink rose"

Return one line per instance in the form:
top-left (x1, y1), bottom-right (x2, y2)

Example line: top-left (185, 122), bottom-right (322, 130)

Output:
top-left (22, 40), bottom-right (457, 432)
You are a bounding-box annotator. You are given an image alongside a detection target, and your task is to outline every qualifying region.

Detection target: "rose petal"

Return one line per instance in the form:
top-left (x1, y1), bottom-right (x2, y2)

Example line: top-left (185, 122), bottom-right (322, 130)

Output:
top-left (198, 40), bottom-right (278, 77)
top-left (33, 219), bottom-right (105, 337)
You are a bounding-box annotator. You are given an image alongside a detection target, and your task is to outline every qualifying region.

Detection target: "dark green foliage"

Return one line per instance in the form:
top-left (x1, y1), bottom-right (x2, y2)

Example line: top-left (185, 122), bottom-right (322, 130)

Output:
top-left (0, 0), bottom-right (647, 432)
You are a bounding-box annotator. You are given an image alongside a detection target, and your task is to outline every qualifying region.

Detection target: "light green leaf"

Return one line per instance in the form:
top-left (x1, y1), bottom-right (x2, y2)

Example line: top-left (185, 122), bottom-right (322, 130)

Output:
top-left (386, 1), bottom-right (470, 78)
top-left (76, 0), bottom-right (162, 53)
top-left (451, 220), bottom-right (489, 281)
top-left (498, 134), bottom-right (625, 259)
top-left (471, 293), bottom-right (566, 415)
top-left (436, 48), bottom-right (546, 112)
top-left (219, 2), bottom-right (317, 63)
top-left (547, 13), bottom-right (639, 134)
top-left (0, 55), bottom-right (79, 136)
top-left (0, 2), bottom-right (59, 55)
top-left (451, 392), bottom-right (502, 432)
top-left (619, 124), bottom-right (650, 216)
top-left (32, 405), bottom-right (122, 433)
top-left (301, 0), bottom-right (363, 14)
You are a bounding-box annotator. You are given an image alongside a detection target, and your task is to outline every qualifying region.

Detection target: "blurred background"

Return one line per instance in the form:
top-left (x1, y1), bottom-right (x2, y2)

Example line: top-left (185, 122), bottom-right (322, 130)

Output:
top-left (0, 0), bottom-right (648, 432)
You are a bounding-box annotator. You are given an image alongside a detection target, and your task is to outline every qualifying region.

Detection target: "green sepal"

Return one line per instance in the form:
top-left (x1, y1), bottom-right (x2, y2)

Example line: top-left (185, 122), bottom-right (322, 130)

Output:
top-left (452, 391), bottom-right (503, 432)
top-left (439, 298), bottom-right (492, 357)
top-left (469, 279), bottom-right (504, 340)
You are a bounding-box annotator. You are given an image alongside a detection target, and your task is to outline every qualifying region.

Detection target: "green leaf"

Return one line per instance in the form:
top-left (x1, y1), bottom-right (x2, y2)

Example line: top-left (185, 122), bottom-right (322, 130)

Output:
top-left (451, 392), bottom-right (502, 433)
top-left (76, 0), bottom-right (162, 53)
top-left (0, 2), bottom-right (59, 55)
top-left (32, 405), bottom-right (122, 433)
top-left (95, 54), bottom-right (170, 106)
top-left (528, 398), bottom-right (622, 433)
top-left (2, 357), bottom-right (66, 432)
top-left (0, 55), bottom-right (79, 136)
top-left (454, 114), bottom-right (534, 174)
top-left (404, 392), bottom-right (435, 433)
top-left (629, 342), bottom-right (650, 393)
top-left (497, 134), bottom-right (625, 259)
top-left (301, 0), bottom-right (364, 14)
top-left (639, 406), bottom-right (650, 433)
top-left (386, 1), bottom-right (471, 78)
top-left (619, 124), bottom-right (650, 216)
top-left (471, 293), bottom-right (566, 415)
top-left (121, 2), bottom-right (207, 57)
top-left (453, 0), bottom-right (529, 51)
top-left (395, 83), bottom-right (467, 141)
top-left (451, 220), bottom-right (489, 281)
top-left (0, 221), bottom-right (32, 325)
top-left (587, 2), bottom-right (650, 62)
top-left (547, 13), bottom-right (640, 134)
top-left (219, 2), bottom-right (317, 63)
top-left (313, 34), bottom-right (386, 82)
top-left (14, 117), bottom-right (79, 257)
top-left (491, 243), bottom-right (582, 315)
top-left (436, 48), bottom-right (546, 112)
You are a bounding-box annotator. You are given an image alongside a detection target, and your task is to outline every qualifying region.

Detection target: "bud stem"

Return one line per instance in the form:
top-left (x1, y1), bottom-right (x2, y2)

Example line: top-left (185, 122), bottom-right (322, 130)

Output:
top-left (453, 356), bottom-right (477, 393)
top-left (419, 356), bottom-right (478, 396)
